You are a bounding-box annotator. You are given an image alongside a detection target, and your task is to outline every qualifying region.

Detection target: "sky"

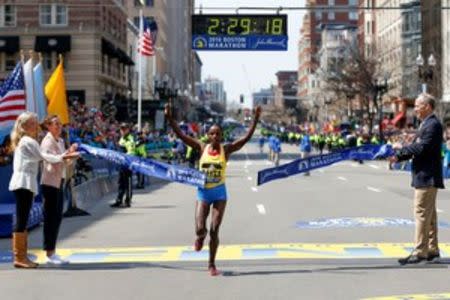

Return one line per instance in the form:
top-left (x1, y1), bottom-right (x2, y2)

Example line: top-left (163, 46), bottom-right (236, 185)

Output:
top-left (195, 0), bottom-right (306, 108)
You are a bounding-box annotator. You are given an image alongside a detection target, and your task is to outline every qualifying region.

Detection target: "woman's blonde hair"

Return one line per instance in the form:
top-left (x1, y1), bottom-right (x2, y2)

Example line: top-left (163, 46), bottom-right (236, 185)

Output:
top-left (10, 112), bottom-right (38, 151)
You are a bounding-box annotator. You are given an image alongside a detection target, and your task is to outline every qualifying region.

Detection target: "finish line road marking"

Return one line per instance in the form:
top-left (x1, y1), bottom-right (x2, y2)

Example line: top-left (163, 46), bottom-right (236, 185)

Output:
top-left (251, 187), bottom-right (258, 192)
top-left (369, 164), bottom-right (380, 170)
top-left (256, 204), bottom-right (266, 215)
top-left (337, 176), bottom-right (348, 181)
top-left (367, 186), bottom-right (382, 193)
top-left (362, 293), bottom-right (450, 300)
top-left (2, 243), bottom-right (448, 264)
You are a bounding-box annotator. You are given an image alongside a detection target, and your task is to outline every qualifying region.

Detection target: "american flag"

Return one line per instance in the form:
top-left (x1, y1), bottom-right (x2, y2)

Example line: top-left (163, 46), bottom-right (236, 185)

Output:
top-left (138, 17), bottom-right (157, 56)
top-left (0, 62), bottom-right (26, 127)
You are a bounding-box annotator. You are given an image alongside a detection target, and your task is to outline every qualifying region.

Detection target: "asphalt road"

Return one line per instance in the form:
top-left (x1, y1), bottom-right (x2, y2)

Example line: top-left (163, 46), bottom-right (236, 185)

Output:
top-left (1, 141), bottom-right (449, 300)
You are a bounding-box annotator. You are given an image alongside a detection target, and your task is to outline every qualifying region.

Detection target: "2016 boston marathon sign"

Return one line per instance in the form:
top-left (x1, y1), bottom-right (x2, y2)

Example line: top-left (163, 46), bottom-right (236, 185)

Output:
top-left (192, 14), bottom-right (288, 51)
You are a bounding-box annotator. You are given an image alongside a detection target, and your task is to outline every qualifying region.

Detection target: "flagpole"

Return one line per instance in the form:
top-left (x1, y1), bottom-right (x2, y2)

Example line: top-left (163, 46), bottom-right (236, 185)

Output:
top-left (152, 51), bottom-right (156, 95)
top-left (137, 9), bottom-right (143, 131)
top-left (29, 50), bottom-right (37, 115)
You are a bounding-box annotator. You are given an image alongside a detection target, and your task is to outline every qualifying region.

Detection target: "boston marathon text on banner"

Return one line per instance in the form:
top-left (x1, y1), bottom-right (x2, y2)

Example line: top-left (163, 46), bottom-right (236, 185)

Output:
top-left (257, 145), bottom-right (395, 186)
top-left (192, 35), bottom-right (288, 51)
top-left (79, 144), bottom-right (206, 188)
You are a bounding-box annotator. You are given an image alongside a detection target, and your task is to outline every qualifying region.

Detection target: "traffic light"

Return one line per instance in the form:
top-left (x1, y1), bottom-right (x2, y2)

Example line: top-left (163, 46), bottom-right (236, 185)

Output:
top-left (240, 94), bottom-right (244, 104)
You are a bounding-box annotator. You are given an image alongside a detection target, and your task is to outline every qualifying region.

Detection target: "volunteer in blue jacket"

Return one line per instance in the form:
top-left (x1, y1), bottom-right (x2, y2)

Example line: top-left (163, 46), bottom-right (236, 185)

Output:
top-left (300, 133), bottom-right (312, 176)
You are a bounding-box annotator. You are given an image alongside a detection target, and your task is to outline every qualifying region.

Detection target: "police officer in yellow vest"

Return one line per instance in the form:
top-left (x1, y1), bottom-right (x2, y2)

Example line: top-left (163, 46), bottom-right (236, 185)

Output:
top-left (111, 123), bottom-right (136, 208)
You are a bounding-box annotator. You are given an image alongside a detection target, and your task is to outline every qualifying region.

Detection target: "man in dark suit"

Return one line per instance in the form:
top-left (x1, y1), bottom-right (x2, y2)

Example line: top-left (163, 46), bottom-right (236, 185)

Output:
top-left (390, 93), bottom-right (444, 265)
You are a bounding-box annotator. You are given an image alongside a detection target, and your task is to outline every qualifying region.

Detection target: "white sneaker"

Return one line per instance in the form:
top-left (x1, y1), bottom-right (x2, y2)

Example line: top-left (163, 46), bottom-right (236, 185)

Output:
top-left (45, 254), bottom-right (69, 265)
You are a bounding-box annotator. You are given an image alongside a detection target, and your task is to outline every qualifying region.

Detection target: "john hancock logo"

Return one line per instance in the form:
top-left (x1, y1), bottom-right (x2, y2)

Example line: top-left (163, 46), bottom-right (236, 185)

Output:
top-left (297, 160), bottom-right (310, 172)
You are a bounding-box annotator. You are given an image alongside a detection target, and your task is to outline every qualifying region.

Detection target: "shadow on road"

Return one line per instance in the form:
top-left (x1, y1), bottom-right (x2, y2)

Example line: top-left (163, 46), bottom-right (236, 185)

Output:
top-left (221, 262), bottom-right (449, 277)
top-left (35, 262), bottom-right (205, 272)
top-left (7, 258), bottom-right (446, 274)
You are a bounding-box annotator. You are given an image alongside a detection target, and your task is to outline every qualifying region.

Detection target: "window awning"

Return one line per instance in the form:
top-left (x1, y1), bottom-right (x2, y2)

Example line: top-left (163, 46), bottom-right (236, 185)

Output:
top-left (102, 38), bottom-right (134, 66)
top-left (0, 36), bottom-right (19, 54)
top-left (393, 111), bottom-right (406, 126)
top-left (101, 38), bottom-right (118, 57)
top-left (116, 48), bottom-right (134, 66)
top-left (34, 35), bottom-right (71, 53)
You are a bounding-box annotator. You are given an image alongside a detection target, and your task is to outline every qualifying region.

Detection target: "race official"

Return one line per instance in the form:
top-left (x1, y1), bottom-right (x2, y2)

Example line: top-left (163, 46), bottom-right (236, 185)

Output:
top-left (390, 93), bottom-right (444, 265)
top-left (111, 123), bottom-right (136, 208)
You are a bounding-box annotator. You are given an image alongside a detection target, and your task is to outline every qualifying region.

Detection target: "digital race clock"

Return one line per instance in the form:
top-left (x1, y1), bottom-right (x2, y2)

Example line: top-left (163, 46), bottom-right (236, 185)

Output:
top-left (192, 14), bottom-right (288, 51)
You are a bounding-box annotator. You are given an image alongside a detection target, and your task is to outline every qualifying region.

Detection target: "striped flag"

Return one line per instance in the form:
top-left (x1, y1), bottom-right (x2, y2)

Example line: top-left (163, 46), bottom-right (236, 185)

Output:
top-left (0, 62), bottom-right (26, 128)
top-left (138, 16), bottom-right (157, 56)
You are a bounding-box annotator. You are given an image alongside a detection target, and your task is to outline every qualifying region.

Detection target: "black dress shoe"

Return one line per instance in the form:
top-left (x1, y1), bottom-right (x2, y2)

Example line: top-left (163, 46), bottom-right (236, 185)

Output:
top-left (110, 202), bottom-right (122, 208)
top-left (427, 252), bottom-right (441, 262)
top-left (398, 254), bottom-right (427, 265)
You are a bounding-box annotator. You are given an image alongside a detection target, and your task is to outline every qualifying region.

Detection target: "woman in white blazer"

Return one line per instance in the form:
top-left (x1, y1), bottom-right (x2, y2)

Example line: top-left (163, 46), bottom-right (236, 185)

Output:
top-left (40, 115), bottom-right (77, 265)
top-left (8, 112), bottom-right (78, 269)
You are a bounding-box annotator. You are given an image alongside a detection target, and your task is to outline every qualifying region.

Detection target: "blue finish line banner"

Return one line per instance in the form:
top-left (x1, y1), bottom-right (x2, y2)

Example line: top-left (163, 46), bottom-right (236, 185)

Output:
top-left (79, 144), bottom-right (206, 188)
top-left (257, 145), bottom-right (395, 186)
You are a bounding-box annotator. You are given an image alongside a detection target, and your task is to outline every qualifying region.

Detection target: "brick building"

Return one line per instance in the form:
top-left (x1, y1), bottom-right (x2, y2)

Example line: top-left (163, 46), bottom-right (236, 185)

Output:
top-left (0, 0), bottom-right (133, 108)
top-left (298, 0), bottom-right (358, 107)
top-left (357, 0), bottom-right (376, 58)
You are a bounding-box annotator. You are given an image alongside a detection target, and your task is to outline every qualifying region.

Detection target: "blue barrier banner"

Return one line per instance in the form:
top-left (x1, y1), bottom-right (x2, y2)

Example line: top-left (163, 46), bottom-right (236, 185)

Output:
top-left (257, 145), bottom-right (395, 186)
top-left (0, 126), bottom-right (11, 145)
top-left (79, 144), bottom-right (206, 188)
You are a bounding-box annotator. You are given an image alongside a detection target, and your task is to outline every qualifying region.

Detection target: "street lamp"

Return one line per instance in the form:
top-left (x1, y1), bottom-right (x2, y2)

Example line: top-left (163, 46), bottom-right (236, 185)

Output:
top-left (345, 87), bottom-right (356, 120)
top-left (416, 53), bottom-right (436, 93)
top-left (324, 97), bottom-right (332, 122)
top-left (373, 75), bottom-right (388, 142)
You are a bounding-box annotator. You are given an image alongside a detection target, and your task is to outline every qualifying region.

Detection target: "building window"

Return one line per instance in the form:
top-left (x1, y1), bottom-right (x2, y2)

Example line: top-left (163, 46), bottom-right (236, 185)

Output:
top-left (134, 0), bottom-right (153, 6)
top-left (349, 11), bottom-right (358, 21)
top-left (315, 11), bottom-right (322, 20)
top-left (328, 12), bottom-right (335, 20)
top-left (5, 53), bottom-right (16, 71)
top-left (328, 0), bottom-right (335, 5)
top-left (1, 53), bottom-right (17, 71)
top-left (40, 4), bottom-right (68, 26)
top-left (0, 5), bottom-right (16, 27)
top-left (107, 56), bottom-right (111, 76)
top-left (42, 53), bottom-right (67, 71)
top-left (349, 0), bottom-right (357, 5)
top-left (133, 16), bottom-right (155, 28)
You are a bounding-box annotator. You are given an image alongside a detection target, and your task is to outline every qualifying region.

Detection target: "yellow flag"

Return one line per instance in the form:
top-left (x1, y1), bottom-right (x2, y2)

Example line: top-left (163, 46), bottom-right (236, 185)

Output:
top-left (45, 61), bottom-right (69, 124)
